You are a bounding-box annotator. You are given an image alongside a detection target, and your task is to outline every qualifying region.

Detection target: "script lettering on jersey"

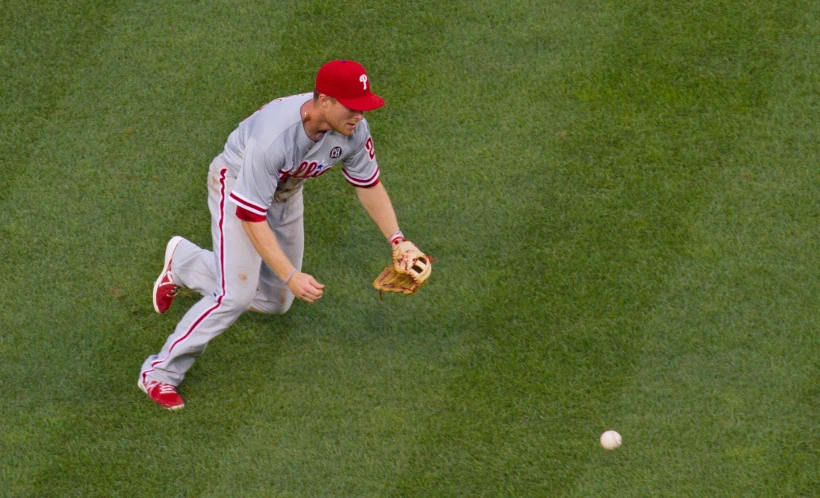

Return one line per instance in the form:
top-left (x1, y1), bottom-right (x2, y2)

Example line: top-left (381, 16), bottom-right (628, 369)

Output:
top-left (287, 160), bottom-right (333, 179)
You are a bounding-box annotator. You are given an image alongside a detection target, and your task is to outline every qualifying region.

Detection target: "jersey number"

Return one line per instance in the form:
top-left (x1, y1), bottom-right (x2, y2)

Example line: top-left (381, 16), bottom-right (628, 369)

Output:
top-left (365, 137), bottom-right (375, 161)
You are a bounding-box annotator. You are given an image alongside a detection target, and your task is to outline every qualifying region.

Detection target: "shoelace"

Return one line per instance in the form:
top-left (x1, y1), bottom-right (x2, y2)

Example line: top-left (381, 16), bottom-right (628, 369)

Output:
top-left (148, 382), bottom-right (178, 395)
top-left (160, 272), bottom-right (178, 296)
top-left (161, 264), bottom-right (177, 289)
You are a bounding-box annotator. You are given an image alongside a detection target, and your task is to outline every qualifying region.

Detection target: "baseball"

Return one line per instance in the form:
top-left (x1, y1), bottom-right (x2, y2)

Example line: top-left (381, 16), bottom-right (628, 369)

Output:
top-left (600, 430), bottom-right (622, 450)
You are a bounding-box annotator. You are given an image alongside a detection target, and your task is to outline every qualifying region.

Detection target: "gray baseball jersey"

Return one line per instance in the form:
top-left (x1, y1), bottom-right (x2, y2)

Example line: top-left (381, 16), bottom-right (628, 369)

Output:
top-left (226, 92), bottom-right (380, 216)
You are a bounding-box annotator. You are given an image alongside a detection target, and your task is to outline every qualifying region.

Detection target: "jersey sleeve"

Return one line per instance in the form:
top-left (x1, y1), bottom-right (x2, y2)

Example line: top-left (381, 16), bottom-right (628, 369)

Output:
top-left (341, 121), bottom-right (380, 188)
top-left (229, 138), bottom-right (284, 219)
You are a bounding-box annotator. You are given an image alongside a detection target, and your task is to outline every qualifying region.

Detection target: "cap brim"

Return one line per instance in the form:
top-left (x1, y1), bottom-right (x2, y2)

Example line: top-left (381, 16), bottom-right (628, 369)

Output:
top-left (337, 93), bottom-right (385, 112)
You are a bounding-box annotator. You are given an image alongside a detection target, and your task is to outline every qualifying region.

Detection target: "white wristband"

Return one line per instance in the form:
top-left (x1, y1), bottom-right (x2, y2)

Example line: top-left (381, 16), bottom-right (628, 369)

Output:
top-left (389, 230), bottom-right (404, 246)
top-left (283, 268), bottom-right (297, 284)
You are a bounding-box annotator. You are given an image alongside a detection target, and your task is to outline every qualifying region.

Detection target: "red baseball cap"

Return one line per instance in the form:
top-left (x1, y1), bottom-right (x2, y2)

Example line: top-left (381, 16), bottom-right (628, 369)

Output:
top-left (315, 60), bottom-right (385, 112)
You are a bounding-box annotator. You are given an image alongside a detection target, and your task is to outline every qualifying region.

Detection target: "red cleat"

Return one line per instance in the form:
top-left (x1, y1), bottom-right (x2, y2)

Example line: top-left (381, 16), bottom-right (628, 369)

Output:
top-left (138, 379), bottom-right (185, 410)
top-left (152, 236), bottom-right (183, 314)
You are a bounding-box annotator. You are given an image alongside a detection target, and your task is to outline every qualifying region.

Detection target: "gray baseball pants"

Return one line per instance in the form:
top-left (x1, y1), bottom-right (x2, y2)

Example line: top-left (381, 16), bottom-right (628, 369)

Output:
top-left (140, 154), bottom-right (304, 387)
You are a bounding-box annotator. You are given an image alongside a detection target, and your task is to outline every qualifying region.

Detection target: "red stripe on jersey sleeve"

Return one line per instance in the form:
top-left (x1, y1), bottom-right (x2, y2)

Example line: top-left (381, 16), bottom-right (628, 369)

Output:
top-left (342, 167), bottom-right (380, 187)
top-left (347, 177), bottom-right (380, 189)
top-left (229, 192), bottom-right (267, 216)
top-left (236, 206), bottom-right (267, 222)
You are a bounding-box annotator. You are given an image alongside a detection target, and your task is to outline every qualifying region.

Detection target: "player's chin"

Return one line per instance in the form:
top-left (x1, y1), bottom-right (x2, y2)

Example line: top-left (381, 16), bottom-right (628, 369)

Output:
top-left (337, 123), bottom-right (357, 136)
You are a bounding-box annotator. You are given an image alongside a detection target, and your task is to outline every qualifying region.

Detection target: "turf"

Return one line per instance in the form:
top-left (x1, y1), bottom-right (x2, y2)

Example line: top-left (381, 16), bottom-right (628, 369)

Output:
top-left (1, 0), bottom-right (818, 496)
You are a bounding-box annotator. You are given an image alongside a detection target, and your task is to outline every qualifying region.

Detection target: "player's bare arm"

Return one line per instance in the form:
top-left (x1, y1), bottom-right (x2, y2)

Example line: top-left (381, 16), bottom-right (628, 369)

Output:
top-left (241, 220), bottom-right (325, 303)
top-left (355, 182), bottom-right (400, 240)
top-left (358, 182), bottom-right (433, 295)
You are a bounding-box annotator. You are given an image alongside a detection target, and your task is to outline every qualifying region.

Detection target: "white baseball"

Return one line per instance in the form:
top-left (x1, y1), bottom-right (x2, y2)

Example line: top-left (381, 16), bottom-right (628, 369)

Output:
top-left (600, 430), bottom-right (622, 450)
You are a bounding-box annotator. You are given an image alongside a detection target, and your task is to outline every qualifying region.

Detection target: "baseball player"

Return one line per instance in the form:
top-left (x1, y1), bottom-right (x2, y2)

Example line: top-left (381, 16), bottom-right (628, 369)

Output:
top-left (139, 60), bottom-right (428, 410)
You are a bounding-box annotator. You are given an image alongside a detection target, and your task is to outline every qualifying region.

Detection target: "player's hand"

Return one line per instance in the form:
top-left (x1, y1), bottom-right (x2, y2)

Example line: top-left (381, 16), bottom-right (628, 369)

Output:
top-left (287, 271), bottom-right (325, 303)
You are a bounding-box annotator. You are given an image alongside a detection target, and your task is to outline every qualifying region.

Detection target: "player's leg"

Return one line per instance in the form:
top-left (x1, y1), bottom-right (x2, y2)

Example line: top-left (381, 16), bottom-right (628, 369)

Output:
top-left (249, 190), bottom-right (305, 315)
top-left (151, 158), bottom-right (225, 314)
top-left (169, 240), bottom-right (218, 297)
top-left (139, 158), bottom-right (260, 404)
top-left (157, 155), bottom-right (231, 299)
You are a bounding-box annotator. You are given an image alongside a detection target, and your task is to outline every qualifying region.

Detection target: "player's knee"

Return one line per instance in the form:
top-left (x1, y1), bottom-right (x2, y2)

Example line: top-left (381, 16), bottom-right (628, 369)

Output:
top-left (218, 272), bottom-right (260, 312)
top-left (249, 291), bottom-right (294, 315)
top-left (276, 293), bottom-right (295, 315)
top-left (219, 291), bottom-right (257, 314)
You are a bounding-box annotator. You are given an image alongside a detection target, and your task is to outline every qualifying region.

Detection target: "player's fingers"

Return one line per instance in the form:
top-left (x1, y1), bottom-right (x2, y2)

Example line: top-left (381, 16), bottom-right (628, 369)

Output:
top-left (305, 276), bottom-right (324, 295)
top-left (297, 283), bottom-right (322, 301)
top-left (295, 286), bottom-right (318, 303)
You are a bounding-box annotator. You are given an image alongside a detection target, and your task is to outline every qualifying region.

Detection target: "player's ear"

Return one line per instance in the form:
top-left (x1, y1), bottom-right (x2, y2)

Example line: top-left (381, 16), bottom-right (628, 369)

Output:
top-left (317, 94), bottom-right (333, 109)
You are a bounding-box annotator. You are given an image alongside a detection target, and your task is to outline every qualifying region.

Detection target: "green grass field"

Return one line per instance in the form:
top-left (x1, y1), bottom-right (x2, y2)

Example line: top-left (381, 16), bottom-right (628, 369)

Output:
top-left (1, 0), bottom-right (818, 496)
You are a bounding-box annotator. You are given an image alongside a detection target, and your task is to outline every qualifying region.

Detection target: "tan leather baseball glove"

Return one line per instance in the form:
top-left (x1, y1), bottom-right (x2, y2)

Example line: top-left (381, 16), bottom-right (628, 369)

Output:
top-left (373, 241), bottom-right (432, 296)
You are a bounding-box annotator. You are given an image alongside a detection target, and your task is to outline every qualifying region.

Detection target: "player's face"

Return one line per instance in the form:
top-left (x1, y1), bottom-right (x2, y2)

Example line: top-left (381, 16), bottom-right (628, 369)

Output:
top-left (326, 100), bottom-right (364, 136)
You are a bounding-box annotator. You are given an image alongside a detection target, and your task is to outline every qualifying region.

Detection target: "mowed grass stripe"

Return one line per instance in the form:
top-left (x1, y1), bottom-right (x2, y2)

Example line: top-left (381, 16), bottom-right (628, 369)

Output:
top-left (0, 0), bottom-right (120, 205)
top-left (393, 0), bottom-right (814, 495)
top-left (765, 11), bottom-right (820, 496)
top-left (0, 1), bottom-right (126, 494)
top-left (0, 1), bottom-right (305, 495)
top-left (0, 0), bottom-right (123, 339)
top-left (385, 0), bottom-right (703, 494)
top-left (569, 2), bottom-right (819, 496)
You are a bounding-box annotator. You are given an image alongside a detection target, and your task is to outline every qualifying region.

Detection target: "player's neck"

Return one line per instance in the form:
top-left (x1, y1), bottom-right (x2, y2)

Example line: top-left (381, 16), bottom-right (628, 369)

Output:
top-left (301, 100), bottom-right (329, 141)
